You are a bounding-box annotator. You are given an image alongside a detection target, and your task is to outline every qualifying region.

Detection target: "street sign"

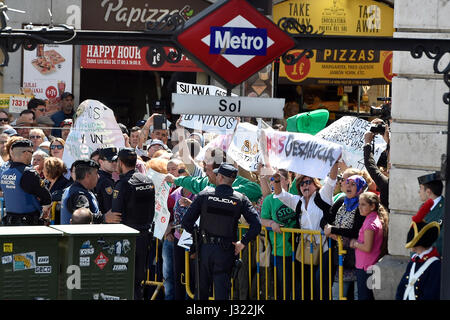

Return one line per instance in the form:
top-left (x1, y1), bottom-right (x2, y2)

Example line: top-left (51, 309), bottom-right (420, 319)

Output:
top-left (175, 0), bottom-right (295, 89)
top-left (171, 93), bottom-right (285, 118)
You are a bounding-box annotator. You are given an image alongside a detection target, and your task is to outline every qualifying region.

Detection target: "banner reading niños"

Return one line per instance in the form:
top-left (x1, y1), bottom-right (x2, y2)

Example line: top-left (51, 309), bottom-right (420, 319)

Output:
top-left (260, 130), bottom-right (343, 179)
top-left (62, 100), bottom-right (125, 169)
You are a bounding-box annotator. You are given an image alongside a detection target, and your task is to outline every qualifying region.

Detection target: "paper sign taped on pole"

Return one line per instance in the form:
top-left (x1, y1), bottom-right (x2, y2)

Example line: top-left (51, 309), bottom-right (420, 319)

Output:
top-left (176, 82), bottom-right (238, 133)
top-left (227, 122), bottom-right (260, 172)
top-left (260, 129), bottom-right (343, 179)
top-left (146, 168), bottom-right (171, 240)
top-left (62, 99), bottom-right (125, 169)
top-left (315, 116), bottom-right (387, 170)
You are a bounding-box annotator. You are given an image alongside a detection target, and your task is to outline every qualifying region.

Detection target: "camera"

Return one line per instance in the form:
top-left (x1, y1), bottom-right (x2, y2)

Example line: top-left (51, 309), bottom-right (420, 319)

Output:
top-left (370, 103), bottom-right (391, 122)
top-left (370, 122), bottom-right (387, 135)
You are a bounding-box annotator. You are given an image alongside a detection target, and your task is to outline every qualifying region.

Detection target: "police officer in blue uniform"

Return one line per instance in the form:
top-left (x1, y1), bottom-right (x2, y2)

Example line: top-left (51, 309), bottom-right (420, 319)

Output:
top-left (181, 162), bottom-right (261, 300)
top-left (0, 139), bottom-right (51, 225)
top-left (110, 148), bottom-right (155, 300)
top-left (60, 159), bottom-right (120, 225)
top-left (95, 147), bottom-right (118, 214)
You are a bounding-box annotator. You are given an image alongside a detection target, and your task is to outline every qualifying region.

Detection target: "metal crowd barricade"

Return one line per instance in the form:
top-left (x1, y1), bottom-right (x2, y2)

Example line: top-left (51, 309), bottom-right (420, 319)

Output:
top-left (183, 224), bottom-right (347, 300)
top-left (143, 237), bottom-right (165, 300)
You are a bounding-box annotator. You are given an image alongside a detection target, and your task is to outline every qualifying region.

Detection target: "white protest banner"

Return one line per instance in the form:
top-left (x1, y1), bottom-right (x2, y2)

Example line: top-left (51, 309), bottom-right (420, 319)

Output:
top-left (146, 168), bottom-right (171, 240)
top-left (62, 100), bottom-right (125, 169)
top-left (227, 122), bottom-right (260, 172)
top-left (195, 133), bottom-right (234, 162)
top-left (261, 130), bottom-right (343, 179)
top-left (315, 116), bottom-right (387, 170)
top-left (176, 81), bottom-right (237, 97)
top-left (176, 82), bottom-right (238, 133)
top-left (177, 218), bottom-right (200, 250)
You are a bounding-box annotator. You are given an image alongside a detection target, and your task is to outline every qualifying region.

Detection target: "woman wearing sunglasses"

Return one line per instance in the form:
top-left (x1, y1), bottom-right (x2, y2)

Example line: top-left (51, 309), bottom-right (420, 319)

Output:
top-left (49, 138), bottom-right (65, 159)
top-left (0, 110), bottom-right (10, 126)
top-left (272, 160), bottom-right (339, 300)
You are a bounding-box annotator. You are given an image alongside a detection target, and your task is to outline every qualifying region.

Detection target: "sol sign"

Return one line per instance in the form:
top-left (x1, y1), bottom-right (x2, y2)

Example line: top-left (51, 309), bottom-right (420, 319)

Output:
top-left (175, 0), bottom-right (294, 89)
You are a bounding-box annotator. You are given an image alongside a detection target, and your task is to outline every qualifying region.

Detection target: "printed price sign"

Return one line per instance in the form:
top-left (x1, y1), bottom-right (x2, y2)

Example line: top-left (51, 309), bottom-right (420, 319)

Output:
top-left (9, 95), bottom-right (31, 113)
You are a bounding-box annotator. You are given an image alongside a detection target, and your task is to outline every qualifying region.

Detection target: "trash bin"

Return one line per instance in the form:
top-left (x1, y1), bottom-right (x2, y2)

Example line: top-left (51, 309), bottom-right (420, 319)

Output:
top-left (0, 226), bottom-right (64, 300)
top-left (51, 224), bottom-right (140, 300)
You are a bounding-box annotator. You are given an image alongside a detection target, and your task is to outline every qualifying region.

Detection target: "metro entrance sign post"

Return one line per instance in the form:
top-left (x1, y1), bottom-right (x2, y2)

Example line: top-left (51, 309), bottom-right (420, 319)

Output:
top-left (174, 0), bottom-right (295, 90)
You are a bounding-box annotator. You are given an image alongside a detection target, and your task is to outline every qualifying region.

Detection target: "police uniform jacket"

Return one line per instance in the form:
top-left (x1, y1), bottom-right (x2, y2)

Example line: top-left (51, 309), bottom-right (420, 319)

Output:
top-left (111, 169), bottom-right (155, 231)
top-left (95, 169), bottom-right (115, 214)
top-left (0, 162), bottom-right (51, 214)
top-left (60, 181), bottom-right (102, 224)
top-left (181, 184), bottom-right (261, 246)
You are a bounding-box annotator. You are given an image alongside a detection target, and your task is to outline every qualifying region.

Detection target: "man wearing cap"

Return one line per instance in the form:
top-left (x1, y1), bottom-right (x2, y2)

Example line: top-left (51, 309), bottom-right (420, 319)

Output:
top-left (94, 147), bottom-right (118, 215)
top-left (110, 148), bottom-right (156, 300)
top-left (181, 162), bottom-right (261, 300)
top-left (0, 139), bottom-right (51, 225)
top-left (60, 159), bottom-right (120, 225)
top-left (50, 92), bottom-right (75, 138)
top-left (414, 172), bottom-right (444, 256)
top-left (396, 221), bottom-right (441, 300)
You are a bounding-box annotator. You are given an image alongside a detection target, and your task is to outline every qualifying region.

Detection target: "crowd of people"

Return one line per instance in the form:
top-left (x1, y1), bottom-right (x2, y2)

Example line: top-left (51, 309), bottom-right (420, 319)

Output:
top-left (0, 92), bottom-right (444, 301)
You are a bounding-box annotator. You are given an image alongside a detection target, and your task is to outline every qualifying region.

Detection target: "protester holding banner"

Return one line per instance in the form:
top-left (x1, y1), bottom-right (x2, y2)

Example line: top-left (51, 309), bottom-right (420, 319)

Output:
top-left (272, 160), bottom-right (339, 300)
top-left (321, 175), bottom-right (368, 300)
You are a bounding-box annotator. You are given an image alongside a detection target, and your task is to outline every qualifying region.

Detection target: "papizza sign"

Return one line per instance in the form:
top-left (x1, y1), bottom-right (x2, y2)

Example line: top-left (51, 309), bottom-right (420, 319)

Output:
top-left (175, 0), bottom-right (295, 89)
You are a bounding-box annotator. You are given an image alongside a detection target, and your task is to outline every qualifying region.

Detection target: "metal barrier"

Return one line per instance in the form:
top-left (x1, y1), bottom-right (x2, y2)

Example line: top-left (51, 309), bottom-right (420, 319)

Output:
top-left (183, 224), bottom-right (347, 300)
top-left (142, 237), bottom-right (165, 300)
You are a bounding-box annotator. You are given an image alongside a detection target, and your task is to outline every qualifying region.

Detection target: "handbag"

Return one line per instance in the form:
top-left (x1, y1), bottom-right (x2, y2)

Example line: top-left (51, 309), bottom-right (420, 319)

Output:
top-left (295, 234), bottom-right (320, 266)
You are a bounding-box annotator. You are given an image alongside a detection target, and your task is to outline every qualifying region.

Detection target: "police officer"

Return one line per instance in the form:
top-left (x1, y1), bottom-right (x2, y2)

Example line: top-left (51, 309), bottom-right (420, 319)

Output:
top-left (60, 159), bottom-right (120, 225)
top-left (0, 139), bottom-right (51, 225)
top-left (181, 162), bottom-right (261, 300)
top-left (110, 148), bottom-right (155, 300)
top-left (95, 147), bottom-right (118, 214)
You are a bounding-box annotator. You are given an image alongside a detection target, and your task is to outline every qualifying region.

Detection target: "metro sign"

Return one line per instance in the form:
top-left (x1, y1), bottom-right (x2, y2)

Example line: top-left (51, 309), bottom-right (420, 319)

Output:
top-left (175, 0), bottom-right (295, 89)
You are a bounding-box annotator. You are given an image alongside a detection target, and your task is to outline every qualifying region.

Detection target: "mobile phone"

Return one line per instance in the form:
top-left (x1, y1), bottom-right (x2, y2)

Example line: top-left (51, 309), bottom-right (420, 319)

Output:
top-left (154, 115), bottom-right (167, 130)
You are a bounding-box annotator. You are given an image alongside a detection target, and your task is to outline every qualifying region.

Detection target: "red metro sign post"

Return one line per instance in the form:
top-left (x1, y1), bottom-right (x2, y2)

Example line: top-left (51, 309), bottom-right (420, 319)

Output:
top-left (175, 0), bottom-right (295, 90)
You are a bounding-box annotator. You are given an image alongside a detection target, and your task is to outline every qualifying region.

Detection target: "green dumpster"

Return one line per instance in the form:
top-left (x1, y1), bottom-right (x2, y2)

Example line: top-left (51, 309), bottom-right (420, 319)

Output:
top-left (0, 226), bottom-right (64, 300)
top-left (51, 224), bottom-right (139, 300)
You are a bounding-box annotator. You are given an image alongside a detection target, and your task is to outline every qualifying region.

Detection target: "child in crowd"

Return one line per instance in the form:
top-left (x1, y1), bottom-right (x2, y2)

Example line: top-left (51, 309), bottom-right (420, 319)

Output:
top-left (349, 191), bottom-right (388, 300)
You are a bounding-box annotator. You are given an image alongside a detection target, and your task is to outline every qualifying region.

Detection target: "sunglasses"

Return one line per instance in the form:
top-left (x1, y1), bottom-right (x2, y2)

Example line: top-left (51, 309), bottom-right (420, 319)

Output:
top-left (36, 108), bottom-right (45, 113)
top-left (0, 118), bottom-right (8, 122)
top-left (50, 145), bottom-right (64, 150)
top-left (300, 180), bottom-right (313, 187)
top-left (29, 135), bottom-right (43, 139)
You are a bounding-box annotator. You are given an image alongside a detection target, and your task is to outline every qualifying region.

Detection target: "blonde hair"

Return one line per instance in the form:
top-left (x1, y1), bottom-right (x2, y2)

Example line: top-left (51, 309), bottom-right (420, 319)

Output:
top-left (146, 158), bottom-right (168, 174)
top-left (29, 128), bottom-right (45, 139)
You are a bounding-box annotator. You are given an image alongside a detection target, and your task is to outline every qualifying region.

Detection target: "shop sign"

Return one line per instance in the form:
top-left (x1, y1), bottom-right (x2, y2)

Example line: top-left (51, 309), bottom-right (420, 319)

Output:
top-left (274, 0), bottom-right (394, 85)
top-left (80, 45), bottom-right (202, 72)
top-left (175, 0), bottom-right (294, 89)
top-left (81, 0), bottom-right (211, 31)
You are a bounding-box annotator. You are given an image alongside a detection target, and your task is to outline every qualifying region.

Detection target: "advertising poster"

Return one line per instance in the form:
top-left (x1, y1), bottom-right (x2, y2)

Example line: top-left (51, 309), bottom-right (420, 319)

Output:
top-left (22, 43), bottom-right (73, 101)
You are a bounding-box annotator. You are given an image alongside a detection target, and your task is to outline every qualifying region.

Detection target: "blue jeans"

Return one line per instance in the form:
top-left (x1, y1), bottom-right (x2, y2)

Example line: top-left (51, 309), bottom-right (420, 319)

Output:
top-left (356, 268), bottom-right (374, 300)
top-left (162, 239), bottom-right (175, 300)
top-left (271, 255), bottom-right (297, 300)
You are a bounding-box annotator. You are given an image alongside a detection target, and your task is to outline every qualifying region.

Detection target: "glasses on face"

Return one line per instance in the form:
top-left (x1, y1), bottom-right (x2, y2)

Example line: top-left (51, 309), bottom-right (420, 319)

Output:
top-left (0, 118), bottom-right (8, 122)
top-left (50, 145), bottom-right (64, 150)
top-left (29, 136), bottom-right (43, 140)
top-left (300, 179), bottom-right (313, 187)
top-left (36, 108), bottom-right (45, 113)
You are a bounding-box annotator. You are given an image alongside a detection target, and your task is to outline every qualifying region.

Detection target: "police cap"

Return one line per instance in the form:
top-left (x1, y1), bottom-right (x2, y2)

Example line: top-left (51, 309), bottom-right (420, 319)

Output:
top-left (213, 162), bottom-right (238, 178)
top-left (417, 171), bottom-right (441, 185)
top-left (72, 159), bottom-right (100, 170)
top-left (98, 147), bottom-right (119, 161)
top-left (117, 147), bottom-right (137, 162)
top-left (11, 139), bottom-right (33, 150)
